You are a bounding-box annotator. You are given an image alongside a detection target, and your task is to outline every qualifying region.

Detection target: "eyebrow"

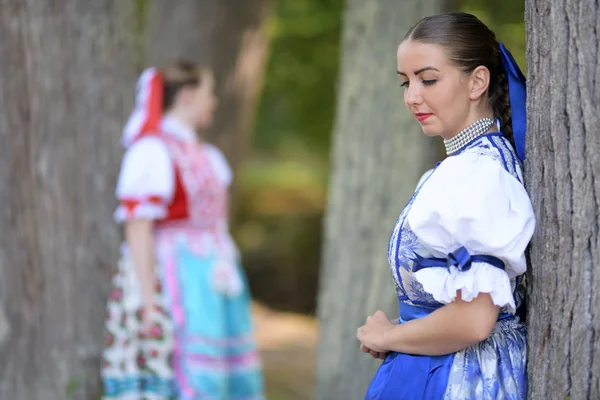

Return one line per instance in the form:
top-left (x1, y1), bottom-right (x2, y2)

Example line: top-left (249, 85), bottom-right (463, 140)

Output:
top-left (397, 66), bottom-right (440, 76)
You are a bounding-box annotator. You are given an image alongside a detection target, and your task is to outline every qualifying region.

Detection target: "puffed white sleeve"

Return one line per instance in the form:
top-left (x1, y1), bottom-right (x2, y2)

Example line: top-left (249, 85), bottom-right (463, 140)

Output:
top-left (406, 152), bottom-right (535, 313)
top-left (416, 168), bottom-right (435, 189)
top-left (113, 137), bottom-right (175, 223)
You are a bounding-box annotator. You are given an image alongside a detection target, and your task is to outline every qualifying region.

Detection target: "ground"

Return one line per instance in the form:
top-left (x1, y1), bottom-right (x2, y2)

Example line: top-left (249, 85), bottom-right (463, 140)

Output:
top-left (253, 303), bottom-right (318, 400)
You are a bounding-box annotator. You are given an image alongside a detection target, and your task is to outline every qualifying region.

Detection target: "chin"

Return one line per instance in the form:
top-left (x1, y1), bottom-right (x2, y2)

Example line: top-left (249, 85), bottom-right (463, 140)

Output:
top-left (196, 117), bottom-right (213, 130)
top-left (420, 125), bottom-right (442, 138)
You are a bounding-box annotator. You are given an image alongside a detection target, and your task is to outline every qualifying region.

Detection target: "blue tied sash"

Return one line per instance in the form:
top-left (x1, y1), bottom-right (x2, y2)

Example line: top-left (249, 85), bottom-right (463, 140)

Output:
top-left (412, 246), bottom-right (505, 273)
top-left (409, 247), bottom-right (513, 322)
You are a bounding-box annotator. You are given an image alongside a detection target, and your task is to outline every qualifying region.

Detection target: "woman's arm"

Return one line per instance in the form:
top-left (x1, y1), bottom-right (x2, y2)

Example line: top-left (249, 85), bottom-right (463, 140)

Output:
top-left (357, 291), bottom-right (499, 356)
top-left (125, 219), bottom-right (156, 307)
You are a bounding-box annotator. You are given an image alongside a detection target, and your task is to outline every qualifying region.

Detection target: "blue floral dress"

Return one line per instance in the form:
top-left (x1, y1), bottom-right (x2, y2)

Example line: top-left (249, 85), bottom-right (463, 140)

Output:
top-left (365, 133), bottom-right (535, 399)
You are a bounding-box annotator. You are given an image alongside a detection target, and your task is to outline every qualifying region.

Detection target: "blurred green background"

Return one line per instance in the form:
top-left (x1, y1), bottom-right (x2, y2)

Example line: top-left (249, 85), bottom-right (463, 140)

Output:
top-left (234, 0), bottom-right (526, 316)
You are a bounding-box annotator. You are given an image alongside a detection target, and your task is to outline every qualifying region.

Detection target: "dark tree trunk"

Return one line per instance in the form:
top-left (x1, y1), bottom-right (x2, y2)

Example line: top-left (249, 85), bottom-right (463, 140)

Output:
top-left (525, 0), bottom-right (600, 398)
top-left (0, 2), bottom-right (136, 399)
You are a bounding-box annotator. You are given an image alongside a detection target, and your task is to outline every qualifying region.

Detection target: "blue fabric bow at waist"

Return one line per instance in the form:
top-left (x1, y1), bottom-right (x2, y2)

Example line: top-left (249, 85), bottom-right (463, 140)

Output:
top-left (412, 246), bottom-right (505, 273)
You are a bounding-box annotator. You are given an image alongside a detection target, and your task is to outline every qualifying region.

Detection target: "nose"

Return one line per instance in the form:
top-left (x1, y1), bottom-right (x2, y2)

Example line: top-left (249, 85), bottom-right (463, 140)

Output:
top-left (404, 83), bottom-right (422, 107)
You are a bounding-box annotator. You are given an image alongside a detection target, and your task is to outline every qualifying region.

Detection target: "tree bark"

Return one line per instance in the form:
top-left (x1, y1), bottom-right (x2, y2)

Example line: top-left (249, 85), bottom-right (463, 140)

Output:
top-left (143, 0), bottom-right (272, 171)
top-left (315, 1), bottom-right (450, 398)
top-left (525, 0), bottom-right (600, 399)
top-left (0, 2), bottom-right (136, 399)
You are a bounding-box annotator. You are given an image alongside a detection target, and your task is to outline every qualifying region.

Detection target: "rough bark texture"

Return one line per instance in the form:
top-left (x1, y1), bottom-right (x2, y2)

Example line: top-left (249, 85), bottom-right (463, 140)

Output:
top-left (315, 1), bottom-right (449, 399)
top-left (144, 0), bottom-right (272, 171)
top-left (0, 2), bottom-right (136, 399)
top-left (526, 0), bottom-right (600, 399)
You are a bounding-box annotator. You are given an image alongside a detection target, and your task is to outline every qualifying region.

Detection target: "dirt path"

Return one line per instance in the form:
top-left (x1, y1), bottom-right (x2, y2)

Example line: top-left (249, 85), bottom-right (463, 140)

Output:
top-left (253, 303), bottom-right (318, 400)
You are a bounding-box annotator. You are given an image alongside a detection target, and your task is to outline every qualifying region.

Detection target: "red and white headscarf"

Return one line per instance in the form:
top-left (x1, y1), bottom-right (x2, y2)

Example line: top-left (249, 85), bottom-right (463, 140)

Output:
top-left (121, 68), bottom-right (164, 148)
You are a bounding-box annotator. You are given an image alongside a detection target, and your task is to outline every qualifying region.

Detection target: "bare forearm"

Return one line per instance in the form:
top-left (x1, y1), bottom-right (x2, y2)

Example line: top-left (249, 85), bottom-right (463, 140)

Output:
top-left (382, 295), bottom-right (499, 356)
top-left (125, 219), bottom-right (156, 304)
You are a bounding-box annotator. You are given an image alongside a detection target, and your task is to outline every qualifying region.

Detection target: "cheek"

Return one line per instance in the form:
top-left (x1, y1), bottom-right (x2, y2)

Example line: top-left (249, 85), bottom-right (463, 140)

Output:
top-left (423, 85), bottom-right (452, 115)
top-left (196, 95), bottom-right (208, 114)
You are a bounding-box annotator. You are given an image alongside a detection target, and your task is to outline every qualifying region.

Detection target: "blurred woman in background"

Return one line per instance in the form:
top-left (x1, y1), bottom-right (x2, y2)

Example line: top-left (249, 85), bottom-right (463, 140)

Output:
top-left (102, 62), bottom-right (264, 400)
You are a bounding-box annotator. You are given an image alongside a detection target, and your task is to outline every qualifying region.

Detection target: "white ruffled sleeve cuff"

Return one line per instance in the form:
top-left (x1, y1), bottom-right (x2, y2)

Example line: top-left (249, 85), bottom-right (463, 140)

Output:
top-left (114, 200), bottom-right (168, 223)
top-left (413, 261), bottom-right (516, 314)
top-left (114, 137), bottom-right (174, 223)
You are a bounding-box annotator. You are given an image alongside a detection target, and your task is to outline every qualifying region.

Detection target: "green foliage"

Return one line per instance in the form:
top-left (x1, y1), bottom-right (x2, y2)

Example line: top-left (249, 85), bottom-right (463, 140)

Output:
top-left (253, 0), bottom-right (344, 154)
top-left (461, 0), bottom-right (526, 71)
top-left (64, 377), bottom-right (80, 398)
top-left (133, 0), bottom-right (150, 72)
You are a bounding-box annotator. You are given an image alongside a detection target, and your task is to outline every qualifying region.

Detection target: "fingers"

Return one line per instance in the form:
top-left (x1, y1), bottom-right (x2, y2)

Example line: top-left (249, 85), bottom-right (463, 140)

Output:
top-left (360, 343), bottom-right (388, 360)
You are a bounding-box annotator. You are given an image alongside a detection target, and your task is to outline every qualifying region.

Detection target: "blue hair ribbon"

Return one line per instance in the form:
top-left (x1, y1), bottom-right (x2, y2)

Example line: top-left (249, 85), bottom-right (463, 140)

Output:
top-left (498, 43), bottom-right (527, 161)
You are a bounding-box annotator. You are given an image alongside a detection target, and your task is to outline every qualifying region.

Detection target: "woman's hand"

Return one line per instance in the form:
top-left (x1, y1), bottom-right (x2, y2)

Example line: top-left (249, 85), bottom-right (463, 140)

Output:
top-left (359, 293), bottom-right (499, 356)
top-left (141, 302), bottom-right (156, 336)
top-left (360, 343), bottom-right (388, 360)
top-left (357, 311), bottom-right (398, 354)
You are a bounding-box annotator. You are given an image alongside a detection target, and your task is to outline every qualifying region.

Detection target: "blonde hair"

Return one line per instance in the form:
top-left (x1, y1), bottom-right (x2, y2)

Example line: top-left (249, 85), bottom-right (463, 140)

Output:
top-left (159, 61), bottom-right (210, 111)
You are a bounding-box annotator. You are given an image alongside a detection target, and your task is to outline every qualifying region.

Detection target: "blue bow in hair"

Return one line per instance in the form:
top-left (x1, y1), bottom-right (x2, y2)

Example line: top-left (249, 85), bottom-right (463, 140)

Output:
top-left (499, 43), bottom-right (527, 161)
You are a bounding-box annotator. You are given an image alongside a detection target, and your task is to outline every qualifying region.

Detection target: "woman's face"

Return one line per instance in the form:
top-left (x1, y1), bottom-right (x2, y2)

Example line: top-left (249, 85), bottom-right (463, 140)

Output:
top-left (396, 40), bottom-right (474, 139)
top-left (180, 71), bottom-right (217, 129)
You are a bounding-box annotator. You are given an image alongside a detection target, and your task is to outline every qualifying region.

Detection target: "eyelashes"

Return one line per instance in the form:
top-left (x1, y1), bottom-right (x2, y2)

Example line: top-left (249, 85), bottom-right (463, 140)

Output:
top-left (399, 79), bottom-right (438, 88)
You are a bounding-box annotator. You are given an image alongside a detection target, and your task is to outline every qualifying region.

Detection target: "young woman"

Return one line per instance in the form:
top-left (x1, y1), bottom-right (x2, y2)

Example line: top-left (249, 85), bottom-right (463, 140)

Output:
top-left (102, 62), bottom-right (264, 400)
top-left (356, 12), bottom-right (534, 399)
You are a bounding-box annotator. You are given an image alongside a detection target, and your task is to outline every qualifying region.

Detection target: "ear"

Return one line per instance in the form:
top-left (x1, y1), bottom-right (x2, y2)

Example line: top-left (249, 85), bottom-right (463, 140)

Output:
top-left (468, 66), bottom-right (491, 101)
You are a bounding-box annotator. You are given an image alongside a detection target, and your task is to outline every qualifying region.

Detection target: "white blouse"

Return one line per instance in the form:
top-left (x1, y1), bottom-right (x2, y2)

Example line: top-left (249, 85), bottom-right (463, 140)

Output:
top-left (406, 150), bottom-right (535, 313)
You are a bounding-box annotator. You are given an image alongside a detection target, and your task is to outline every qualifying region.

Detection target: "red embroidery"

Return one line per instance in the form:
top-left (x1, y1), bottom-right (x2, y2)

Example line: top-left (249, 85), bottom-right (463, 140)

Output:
top-left (120, 195), bottom-right (166, 218)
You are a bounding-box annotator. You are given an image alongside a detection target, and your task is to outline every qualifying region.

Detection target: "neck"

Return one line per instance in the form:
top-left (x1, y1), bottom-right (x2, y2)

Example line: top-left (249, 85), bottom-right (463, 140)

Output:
top-left (163, 113), bottom-right (202, 143)
top-left (443, 114), bottom-right (497, 140)
top-left (443, 117), bottom-right (496, 156)
top-left (165, 110), bottom-right (195, 130)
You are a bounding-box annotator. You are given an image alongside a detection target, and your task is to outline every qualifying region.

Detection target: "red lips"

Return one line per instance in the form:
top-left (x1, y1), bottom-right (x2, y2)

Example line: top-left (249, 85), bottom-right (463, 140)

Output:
top-left (415, 113), bottom-right (433, 122)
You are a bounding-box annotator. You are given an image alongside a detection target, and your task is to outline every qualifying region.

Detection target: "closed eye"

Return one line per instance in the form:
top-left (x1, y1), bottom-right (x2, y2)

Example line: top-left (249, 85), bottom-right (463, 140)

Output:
top-left (400, 79), bottom-right (437, 89)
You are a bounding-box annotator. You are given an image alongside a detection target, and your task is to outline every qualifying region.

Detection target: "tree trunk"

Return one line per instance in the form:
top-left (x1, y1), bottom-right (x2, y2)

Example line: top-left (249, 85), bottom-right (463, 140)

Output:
top-left (143, 0), bottom-right (272, 171)
top-left (315, 1), bottom-right (450, 399)
top-left (525, 0), bottom-right (600, 399)
top-left (0, 2), bottom-right (136, 399)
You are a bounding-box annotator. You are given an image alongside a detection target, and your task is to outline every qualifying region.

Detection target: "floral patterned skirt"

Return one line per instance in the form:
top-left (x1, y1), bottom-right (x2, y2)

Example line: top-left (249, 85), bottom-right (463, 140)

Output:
top-left (101, 242), bottom-right (264, 400)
